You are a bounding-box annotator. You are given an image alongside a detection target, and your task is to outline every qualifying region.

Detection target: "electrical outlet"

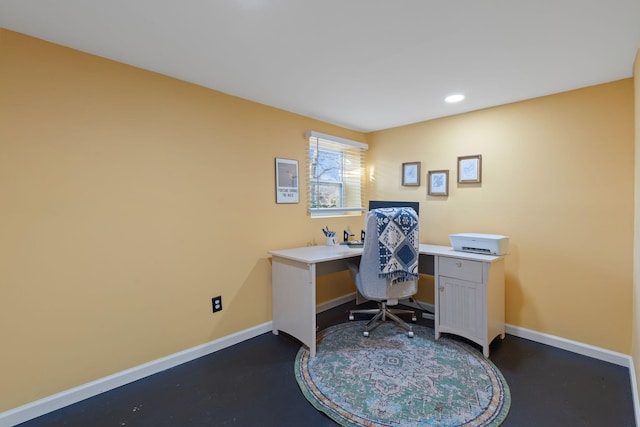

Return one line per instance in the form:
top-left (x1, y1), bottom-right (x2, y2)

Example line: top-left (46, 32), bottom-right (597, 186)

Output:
top-left (212, 296), bottom-right (222, 313)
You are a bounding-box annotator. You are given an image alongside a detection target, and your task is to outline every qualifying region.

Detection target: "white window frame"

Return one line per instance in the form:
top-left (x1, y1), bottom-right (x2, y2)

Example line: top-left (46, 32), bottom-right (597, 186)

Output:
top-left (306, 131), bottom-right (368, 218)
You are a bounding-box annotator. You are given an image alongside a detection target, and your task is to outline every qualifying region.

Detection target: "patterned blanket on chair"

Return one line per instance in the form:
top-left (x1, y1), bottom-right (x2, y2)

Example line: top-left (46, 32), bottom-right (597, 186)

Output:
top-left (372, 207), bottom-right (419, 283)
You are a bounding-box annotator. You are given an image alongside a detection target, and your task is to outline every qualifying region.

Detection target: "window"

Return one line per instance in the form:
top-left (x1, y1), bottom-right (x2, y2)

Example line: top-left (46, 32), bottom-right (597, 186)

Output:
top-left (306, 131), bottom-right (368, 217)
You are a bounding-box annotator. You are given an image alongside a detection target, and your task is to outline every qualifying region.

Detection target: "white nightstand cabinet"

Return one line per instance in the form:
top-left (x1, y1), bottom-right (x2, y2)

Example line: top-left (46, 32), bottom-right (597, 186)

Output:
top-left (434, 253), bottom-right (506, 357)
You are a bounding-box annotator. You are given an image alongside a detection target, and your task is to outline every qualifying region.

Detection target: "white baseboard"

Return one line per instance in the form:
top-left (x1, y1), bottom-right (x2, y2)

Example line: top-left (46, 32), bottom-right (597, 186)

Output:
top-left (504, 324), bottom-right (631, 367)
top-left (3, 300), bottom-right (638, 427)
top-left (1, 295), bottom-right (355, 427)
top-left (316, 292), bottom-right (356, 313)
top-left (628, 359), bottom-right (640, 427)
top-left (0, 322), bottom-right (273, 427)
top-left (505, 324), bottom-right (639, 427)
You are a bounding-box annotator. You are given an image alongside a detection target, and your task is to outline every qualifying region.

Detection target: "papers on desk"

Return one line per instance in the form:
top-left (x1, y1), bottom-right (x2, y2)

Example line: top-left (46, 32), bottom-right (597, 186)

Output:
top-left (340, 241), bottom-right (364, 248)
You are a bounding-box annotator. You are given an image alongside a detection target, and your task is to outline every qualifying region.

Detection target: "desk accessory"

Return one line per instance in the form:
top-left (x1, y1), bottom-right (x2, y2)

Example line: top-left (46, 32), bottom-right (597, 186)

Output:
top-left (322, 227), bottom-right (336, 245)
top-left (339, 240), bottom-right (363, 248)
top-left (339, 229), bottom-right (362, 247)
top-left (449, 233), bottom-right (509, 255)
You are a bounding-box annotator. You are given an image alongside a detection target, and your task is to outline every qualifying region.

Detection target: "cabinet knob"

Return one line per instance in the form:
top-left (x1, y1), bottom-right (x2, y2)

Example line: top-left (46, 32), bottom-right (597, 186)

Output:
top-left (439, 285), bottom-right (445, 291)
top-left (456, 261), bottom-right (462, 267)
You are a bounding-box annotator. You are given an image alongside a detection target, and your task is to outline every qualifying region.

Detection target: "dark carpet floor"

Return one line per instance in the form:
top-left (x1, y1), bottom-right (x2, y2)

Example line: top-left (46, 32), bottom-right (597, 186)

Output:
top-left (16, 301), bottom-right (636, 426)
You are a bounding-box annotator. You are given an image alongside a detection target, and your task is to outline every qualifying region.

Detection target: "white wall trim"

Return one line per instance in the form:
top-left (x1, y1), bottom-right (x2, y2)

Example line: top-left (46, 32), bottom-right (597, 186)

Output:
top-left (1, 294), bottom-right (353, 427)
top-left (505, 324), bottom-right (638, 426)
top-left (0, 322), bottom-right (272, 427)
top-left (3, 301), bottom-right (637, 427)
top-left (505, 323), bottom-right (631, 366)
top-left (316, 292), bottom-right (356, 313)
top-left (628, 359), bottom-right (640, 427)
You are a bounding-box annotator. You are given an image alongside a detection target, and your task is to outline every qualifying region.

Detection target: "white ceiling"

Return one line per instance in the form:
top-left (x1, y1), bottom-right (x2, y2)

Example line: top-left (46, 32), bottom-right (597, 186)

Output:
top-left (1, 1), bottom-right (639, 132)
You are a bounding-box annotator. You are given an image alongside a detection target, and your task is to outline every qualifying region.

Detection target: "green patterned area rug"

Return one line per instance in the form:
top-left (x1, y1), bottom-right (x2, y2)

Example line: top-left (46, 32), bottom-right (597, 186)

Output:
top-left (295, 321), bottom-right (510, 427)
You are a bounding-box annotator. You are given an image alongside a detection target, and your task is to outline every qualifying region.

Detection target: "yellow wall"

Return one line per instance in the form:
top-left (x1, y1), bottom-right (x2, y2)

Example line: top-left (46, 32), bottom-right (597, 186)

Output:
top-left (1, 27), bottom-right (636, 413)
top-left (368, 80), bottom-right (634, 353)
top-left (632, 47), bottom-right (640, 410)
top-left (0, 29), bottom-right (362, 411)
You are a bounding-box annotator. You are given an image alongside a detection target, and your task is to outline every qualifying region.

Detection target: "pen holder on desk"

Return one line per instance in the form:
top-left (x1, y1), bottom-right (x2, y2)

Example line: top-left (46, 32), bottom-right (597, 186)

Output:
top-left (326, 235), bottom-right (337, 246)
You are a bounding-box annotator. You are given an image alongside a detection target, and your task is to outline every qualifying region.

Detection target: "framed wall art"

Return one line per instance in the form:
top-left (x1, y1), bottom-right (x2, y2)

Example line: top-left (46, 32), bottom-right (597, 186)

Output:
top-left (275, 158), bottom-right (299, 203)
top-left (402, 162), bottom-right (421, 186)
top-left (457, 154), bottom-right (482, 183)
top-left (428, 170), bottom-right (449, 196)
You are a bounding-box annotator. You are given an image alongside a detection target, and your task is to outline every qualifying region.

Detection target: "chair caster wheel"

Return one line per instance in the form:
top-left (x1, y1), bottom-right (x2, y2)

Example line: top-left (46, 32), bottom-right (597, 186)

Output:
top-left (348, 314), bottom-right (354, 321)
top-left (408, 331), bottom-right (414, 338)
top-left (363, 331), bottom-right (369, 337)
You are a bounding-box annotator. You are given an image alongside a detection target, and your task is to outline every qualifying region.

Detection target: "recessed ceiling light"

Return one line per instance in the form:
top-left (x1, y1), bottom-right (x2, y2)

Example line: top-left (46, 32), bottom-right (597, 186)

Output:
top-left (445, 94), bottom-right (465, 103)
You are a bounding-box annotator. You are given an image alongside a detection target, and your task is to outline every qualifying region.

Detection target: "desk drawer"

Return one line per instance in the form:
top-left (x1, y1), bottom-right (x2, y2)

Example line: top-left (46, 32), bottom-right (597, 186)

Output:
top-left (438, 257), bottom-right (483, 282)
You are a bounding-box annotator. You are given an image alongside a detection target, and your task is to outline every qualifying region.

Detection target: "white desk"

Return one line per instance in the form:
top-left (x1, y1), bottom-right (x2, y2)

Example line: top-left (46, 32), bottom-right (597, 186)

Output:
top-left (269, 244), bottom-right (505, 357)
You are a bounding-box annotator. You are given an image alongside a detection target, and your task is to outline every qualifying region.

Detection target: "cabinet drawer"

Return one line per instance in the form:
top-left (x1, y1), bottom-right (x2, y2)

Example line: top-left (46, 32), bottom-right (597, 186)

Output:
top-left (438, 257), bottom-right (483, 282)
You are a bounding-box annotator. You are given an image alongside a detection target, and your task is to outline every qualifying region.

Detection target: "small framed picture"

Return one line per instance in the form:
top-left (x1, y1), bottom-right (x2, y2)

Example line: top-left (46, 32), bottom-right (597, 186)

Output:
top-left (457, 154), bottom-right (482, 183)
top-left (275, 158), bottom-right (299, 203)
top-left (428, 170), bottom-right (449, 196)
top-left (402, 162), bottom-right (421, 186)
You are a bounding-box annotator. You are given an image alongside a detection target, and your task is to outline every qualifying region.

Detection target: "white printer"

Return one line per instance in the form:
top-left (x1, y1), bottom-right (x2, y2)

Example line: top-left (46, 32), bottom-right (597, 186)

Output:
top-left (449, 233), bottom-right (509, 256)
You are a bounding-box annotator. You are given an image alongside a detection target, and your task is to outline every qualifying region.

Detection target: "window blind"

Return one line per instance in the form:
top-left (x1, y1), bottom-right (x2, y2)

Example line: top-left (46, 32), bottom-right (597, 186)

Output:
top-left (306, 131), bottom-right (368, 218)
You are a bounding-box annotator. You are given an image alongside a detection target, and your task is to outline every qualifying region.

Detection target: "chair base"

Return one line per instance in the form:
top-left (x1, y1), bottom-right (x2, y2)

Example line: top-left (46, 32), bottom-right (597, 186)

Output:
top-left (349, 302), bottom-right (416, 337)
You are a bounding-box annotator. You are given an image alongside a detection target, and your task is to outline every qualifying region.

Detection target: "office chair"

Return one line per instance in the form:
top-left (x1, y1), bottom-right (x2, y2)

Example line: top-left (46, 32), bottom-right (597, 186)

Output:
top-left (348, 207), bottom-right (419, 338)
